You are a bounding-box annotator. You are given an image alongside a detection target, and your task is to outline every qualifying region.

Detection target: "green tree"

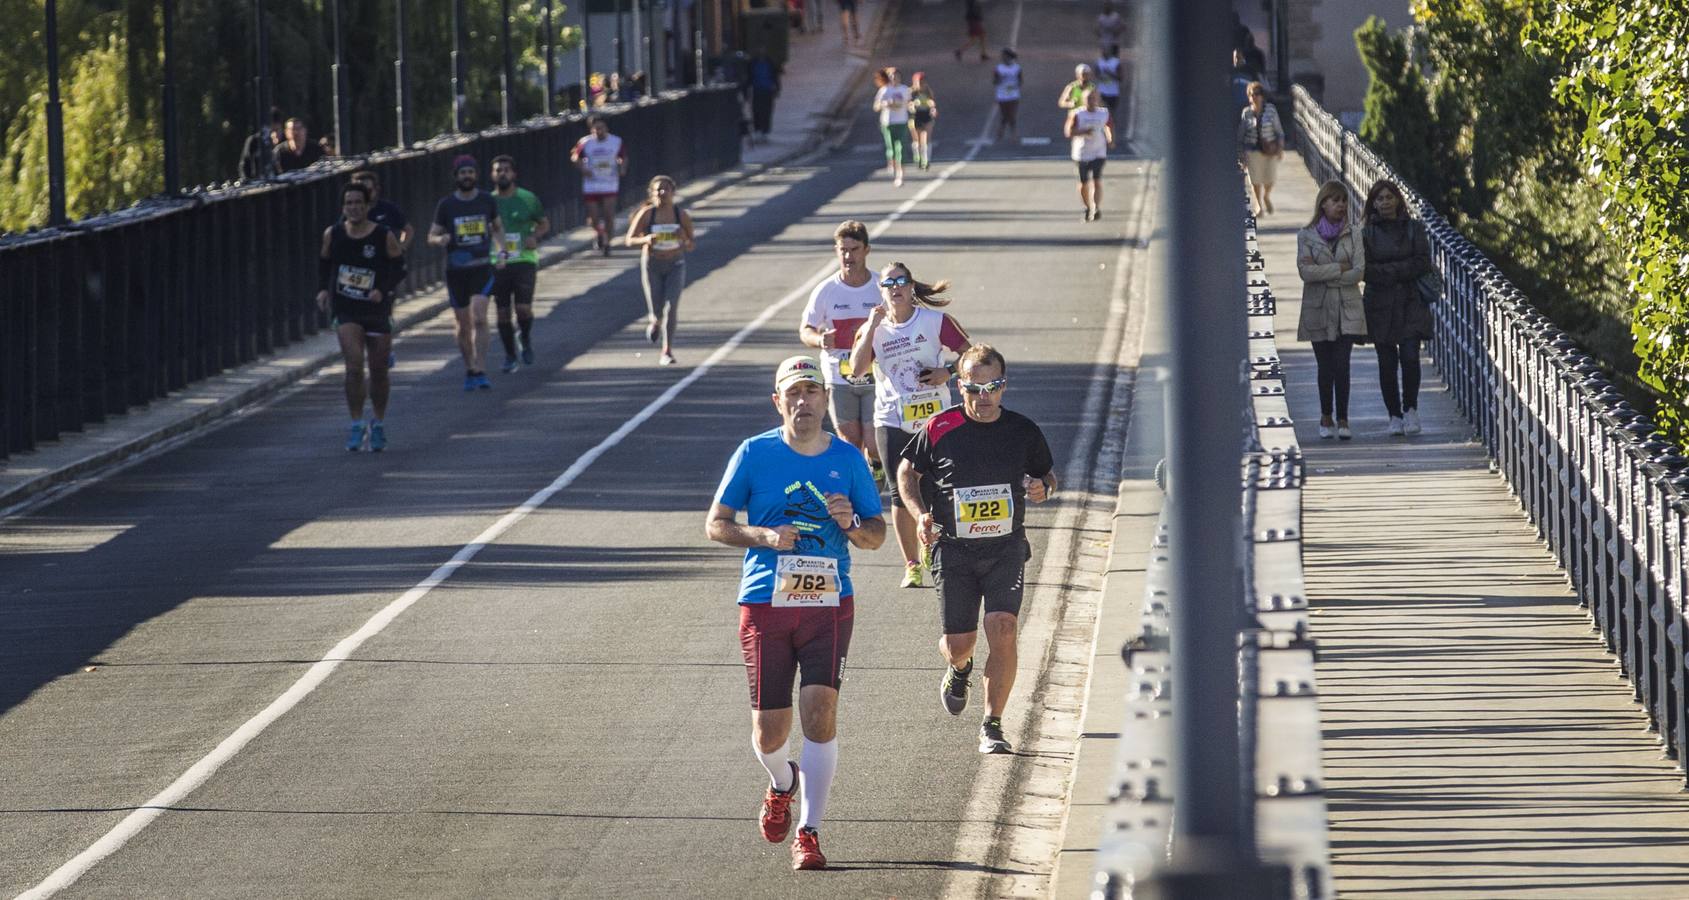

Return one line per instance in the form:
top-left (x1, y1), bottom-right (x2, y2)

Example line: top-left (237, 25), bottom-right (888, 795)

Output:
top-left (1532, 3), bottom-right (1689, 436)
top-left (1354, 16), bottom-right (1442, 202)
top-left (1, 31), bottom-right (160, 229)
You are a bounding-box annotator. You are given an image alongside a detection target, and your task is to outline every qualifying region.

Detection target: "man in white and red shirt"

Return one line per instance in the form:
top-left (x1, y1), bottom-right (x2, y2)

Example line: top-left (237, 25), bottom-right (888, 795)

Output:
top-left (570, 115), bottom-right (628, 255)
top-left (799, 220), bottom-right (886, 479)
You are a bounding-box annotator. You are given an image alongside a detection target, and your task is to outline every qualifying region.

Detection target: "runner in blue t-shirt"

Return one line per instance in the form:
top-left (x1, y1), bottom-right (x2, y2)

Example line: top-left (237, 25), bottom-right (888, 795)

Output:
top-left (706, 355), bottom-right (886, 872)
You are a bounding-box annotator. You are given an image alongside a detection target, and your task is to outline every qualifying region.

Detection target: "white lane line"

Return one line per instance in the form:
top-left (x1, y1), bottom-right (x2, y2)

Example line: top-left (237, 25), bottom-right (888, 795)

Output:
top-left (17, 82), bottom-right (995, 900)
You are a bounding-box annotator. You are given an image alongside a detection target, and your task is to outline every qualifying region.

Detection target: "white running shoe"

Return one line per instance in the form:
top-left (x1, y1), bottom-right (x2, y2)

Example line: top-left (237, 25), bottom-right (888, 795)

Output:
top-left (1388, 416), bottom-right (1405, 436)
top-left (1403, 409), bottom-right (1422, 434)
top-left (1317, 423), bottom-right (1334, 439)
top-left (1337, 421), bottom-right (1353, 441)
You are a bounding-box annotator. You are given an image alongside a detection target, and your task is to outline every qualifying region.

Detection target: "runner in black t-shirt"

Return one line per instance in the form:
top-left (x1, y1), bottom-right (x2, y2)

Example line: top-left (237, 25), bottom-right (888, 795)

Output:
top-left (316, 182), bottom-right (406, 452)
top-left (897, 344), bottom-right (1057, 754)
top-left (427, 155), bottom-right (506, 390)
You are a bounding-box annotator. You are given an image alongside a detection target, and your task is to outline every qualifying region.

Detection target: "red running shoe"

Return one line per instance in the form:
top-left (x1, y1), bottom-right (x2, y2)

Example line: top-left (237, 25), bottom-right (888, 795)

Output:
top-left (759, 761), bottom-right (799, 843)
top-left (791, 827), bottom-right (826, 870)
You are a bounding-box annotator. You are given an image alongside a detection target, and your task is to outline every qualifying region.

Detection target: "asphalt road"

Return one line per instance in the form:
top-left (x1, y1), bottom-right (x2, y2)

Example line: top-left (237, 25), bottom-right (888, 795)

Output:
top-left (0, 1), bottom-right (1150, 896)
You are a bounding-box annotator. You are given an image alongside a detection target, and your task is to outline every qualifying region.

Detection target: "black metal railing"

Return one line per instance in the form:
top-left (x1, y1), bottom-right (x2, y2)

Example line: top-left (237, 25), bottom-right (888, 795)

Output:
top-left (1091, 213), bottom-right (1332, 900)
top-left (0, 86), bottom-right (742, 461)
top-left (1292, 85), bottom-right (1689, 778)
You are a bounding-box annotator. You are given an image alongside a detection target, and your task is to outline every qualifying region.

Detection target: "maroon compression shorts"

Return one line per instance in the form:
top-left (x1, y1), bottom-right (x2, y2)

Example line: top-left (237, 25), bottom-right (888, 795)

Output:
top-left (738, 595), bottom-right (855, 710)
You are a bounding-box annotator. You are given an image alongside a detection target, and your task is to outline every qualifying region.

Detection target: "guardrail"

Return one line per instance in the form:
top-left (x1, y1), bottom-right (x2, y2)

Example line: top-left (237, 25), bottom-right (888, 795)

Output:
top-left (0, 86), bottom-right (742, 462)
top-left (1090, 213), bottom-right (1332, 900)
top-left (1292, 85), bottom-right (1689, 778)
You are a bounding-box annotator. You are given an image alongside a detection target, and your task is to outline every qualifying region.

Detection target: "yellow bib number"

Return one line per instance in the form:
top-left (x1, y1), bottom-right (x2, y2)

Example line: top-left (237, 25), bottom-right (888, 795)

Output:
top-left (954, 484), bottom-right (1014, 539)
top-left (774, 556), bottom-right (841, 608)
top-left (455, 216), bottom-right (487, 238)
top-left (337, 265), bottom-right (376, 298)
top-left (901, 386), bottom-right (949, 430)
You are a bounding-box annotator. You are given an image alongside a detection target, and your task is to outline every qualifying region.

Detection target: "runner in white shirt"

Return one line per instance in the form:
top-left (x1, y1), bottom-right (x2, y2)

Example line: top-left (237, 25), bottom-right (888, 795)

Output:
top-left (847, 262), bottom-right (972, 588)
top-left (570, 115), bottom-right (628, 256)
top-left (873, 67), bottom-right (913, 187)
top-left (1095, 45), bottom-right (1123, 116)
top-left (799, 220), bottom-right (886, 481)
top-left (993, 48), bottom-right (1023, 142)
top-left (1095, 1), bottom-right (1127, 54)
top-left (1065, 87), bottom-right (1114, 222)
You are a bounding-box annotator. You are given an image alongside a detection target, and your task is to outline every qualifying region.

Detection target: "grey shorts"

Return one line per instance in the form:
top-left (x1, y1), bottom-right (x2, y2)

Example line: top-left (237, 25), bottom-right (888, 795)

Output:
top-left (828, 381), bottom-right (875, 430)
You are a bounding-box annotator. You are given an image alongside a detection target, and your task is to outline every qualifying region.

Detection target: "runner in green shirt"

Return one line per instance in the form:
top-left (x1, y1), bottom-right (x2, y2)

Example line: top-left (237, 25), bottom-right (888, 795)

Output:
top-left (490, 154), bottom-right (550, 371)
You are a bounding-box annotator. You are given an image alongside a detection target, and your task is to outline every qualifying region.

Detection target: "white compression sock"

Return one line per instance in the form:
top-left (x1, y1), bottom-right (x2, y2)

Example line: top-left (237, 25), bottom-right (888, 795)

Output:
top-left (755, 739), bottom-right (795, 792)
top-left (797, 738), bottom-right (838, 830)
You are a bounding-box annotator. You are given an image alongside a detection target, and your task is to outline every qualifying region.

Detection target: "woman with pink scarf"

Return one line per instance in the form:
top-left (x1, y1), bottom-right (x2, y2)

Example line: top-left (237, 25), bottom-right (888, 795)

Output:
top-left (1296, 180), bottom-right (1368, 440)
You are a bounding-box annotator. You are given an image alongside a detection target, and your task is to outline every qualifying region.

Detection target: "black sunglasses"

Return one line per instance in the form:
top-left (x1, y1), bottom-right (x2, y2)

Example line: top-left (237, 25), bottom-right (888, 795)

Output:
top-left (879, 274), bottom-right (912, 287)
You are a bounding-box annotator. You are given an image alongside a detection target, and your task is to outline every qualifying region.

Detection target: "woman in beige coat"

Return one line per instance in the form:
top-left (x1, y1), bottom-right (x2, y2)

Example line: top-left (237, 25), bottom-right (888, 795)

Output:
top-left (1297, 180), bottom-right (1367, 439)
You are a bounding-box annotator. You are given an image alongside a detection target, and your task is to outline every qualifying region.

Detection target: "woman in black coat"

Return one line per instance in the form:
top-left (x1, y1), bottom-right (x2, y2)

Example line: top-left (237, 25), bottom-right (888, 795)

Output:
top-left (1361, 179), bottom-right (1434, 436)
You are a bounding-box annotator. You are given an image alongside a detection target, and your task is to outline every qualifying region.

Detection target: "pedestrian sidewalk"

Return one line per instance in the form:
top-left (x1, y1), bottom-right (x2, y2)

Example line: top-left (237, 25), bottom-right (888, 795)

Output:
top-left (743, 0), bottom-right (897, 165)
top-left (1260, 153), bottom-right (1689, 897)
top-left (0, 8), bottom-right (894, 515)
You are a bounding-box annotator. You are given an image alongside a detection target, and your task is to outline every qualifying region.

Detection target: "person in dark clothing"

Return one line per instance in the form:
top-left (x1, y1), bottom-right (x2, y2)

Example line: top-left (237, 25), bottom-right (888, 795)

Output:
top-left (748, 53), bottom-right (781, 138)
top-left (239, 107), bottom-right (285, 180)
top-left (274, 118), bottom-right (333, 173)
top-left (1360, 179), bottom-right (1435, 436)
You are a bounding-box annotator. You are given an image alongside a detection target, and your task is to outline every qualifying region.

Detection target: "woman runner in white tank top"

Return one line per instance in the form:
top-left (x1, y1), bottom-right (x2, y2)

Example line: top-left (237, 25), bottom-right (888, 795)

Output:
top-left (994, 48), bottom-right (1022, 141)
top-left (848, 262), bottom-right (972, 588)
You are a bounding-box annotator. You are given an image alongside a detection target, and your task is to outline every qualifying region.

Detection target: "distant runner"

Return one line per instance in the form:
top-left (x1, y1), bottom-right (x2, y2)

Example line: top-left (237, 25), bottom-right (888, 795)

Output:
top-left (706, 356), bottom-right (887, 871)
top-left (349, 169), bottom-right (411, 368)
top-left (490, 155), bottom-right (549, 373)
top-left (953, 0), bottom-right (989, 62)
top-left (993, 48), bottom-right (1022, 142)
top-left (848, 262), bottom-right (972, 588)
top-left (1065, 87), bottom-right (1114, 222)
top-left (1057, 64), bottom-right (1095, 110)
top-left (1095, 44), bottom-right (1124, 115)
top-left (909, 72), bottom-right (938, 172)
top-left (897, 344), bottom-right (1057, 754)
top-left (799, 220), bottom-right (884, 481)
top-left (316, 182), bottom-right (406, 451)
top-left (873, 68), bottom-right (913, 188)
top-left (625, 175), bottom-right (696, 366)
top-left (427, 155), bottom-right (506, 390)
top-left (571, 115), bottom-right (628, 256)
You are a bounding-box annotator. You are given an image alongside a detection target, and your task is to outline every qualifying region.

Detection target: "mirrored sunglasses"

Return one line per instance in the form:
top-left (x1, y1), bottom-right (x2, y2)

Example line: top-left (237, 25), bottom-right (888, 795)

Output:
top-left (879, 274), bottom-right (912, 287)
top-left (958, 377), bottom-right (1008, 395)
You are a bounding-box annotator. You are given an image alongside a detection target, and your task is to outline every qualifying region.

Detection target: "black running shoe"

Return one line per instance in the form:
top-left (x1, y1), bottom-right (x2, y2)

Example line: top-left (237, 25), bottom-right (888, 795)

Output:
top-left (941, 659), bottom-right (972, 716)
top-left (979, 717), bottom-right (1012, 754)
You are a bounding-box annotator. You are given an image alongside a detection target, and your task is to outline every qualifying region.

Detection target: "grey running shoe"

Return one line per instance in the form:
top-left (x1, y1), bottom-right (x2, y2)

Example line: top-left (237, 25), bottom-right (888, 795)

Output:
top-left (979, 718), bottom-right (1012, 754)
top-left (941, 659), bottom-right (972, 716)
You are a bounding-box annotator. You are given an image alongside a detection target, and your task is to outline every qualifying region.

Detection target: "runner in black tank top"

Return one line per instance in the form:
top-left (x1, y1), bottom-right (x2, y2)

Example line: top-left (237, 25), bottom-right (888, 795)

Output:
top-left (317, 182), bottom-right (406, 452)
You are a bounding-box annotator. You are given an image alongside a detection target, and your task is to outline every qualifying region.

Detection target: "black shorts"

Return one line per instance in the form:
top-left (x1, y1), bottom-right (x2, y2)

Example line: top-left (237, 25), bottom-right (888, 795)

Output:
top-left (492, 263), bottom-right (537, 309)
top-left (330, 301), bottom-right (394, 336)
top-left (875, 425), bottom-right (918, 508)
top-left (837, 0), bottom-right (856, 11)
top-left (1100, 93), bottom-right (1120, 113)
top-left (913, 109), bottom-right (934, 129)
top-left (934, 538), bottom-right (1029, 634)
top-left (446, 266), bottom-right (495, 309)
top-left (739, 596), bottom-right (855, 710)
top-left (1077, 158), bottom-right (1106, 182)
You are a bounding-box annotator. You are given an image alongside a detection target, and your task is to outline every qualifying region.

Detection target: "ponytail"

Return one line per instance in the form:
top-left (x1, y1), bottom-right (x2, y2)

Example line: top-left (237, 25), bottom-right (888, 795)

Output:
top-left (888, 261), bottom-right (952, 308)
